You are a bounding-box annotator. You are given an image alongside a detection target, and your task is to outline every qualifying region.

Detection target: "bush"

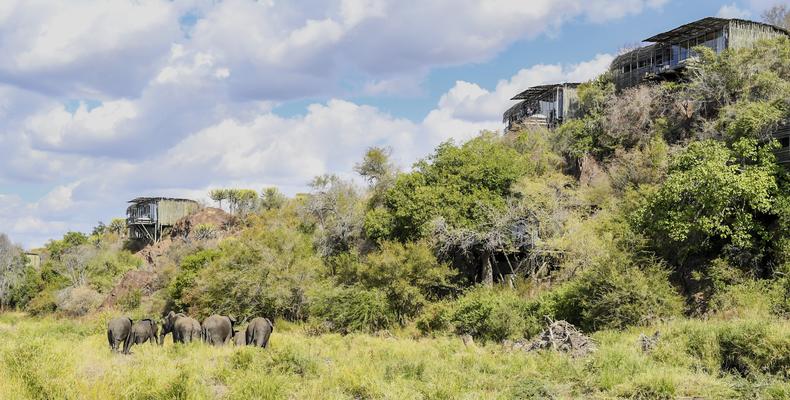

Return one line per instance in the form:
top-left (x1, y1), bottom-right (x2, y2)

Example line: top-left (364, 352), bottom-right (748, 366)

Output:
top-left (309, 286), bottom-right (394, 333)
top-left (449, 287), bottom-right (542, 342)
top-left (707, 279), bottom-right (783, 317)
top-left (182, 208), bottom-right (324, 321)
top-left (117, 289), bottom-right (142, 312)
top-left (26, 289), bottom-right (58, 316)
top-left (718, 322), bottom-right (790, 377)
top-left (549, 261), bottom-right (683, 332)
top-left (167, 249), bottom-right (221, 311)
top-left (415, 301), bottom-right (454, 336)
top-left (55, 286), bottom-right (103, 317)
top-left (193, 224), bottom-right (217, 240)
top-left (336, 241), bottom-right (455, 324)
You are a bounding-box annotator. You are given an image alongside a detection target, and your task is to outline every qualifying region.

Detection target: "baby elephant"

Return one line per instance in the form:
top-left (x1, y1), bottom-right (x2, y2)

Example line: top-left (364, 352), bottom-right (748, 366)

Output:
top-left (232, 329), bottom-right (246, 346)
top-left (107, 317), bottom-right (133, 354)
top-left (131, 318), bottom-right (159, 346)
top-left (245, 317), bottom-right (274, 348)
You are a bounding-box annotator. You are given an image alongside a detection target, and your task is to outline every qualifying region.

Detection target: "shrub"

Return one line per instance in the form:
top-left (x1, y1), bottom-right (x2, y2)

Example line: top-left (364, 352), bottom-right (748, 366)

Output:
top-left (415, 301), bottom-right (454, 335)
top-left (631, 138), bottom-right (782, 271)
top-left (450, 286), bottom-right (542, 342)
top-left (193, 223), bottom-right (217, 240)
top-left (117, 288), bottom-right (142, 312)
top-left (549, 261), bottom-right (683, 332)
top-left (168, 249), bottom-right (221, 311)
top-left (25, 289), bottom-right (58, 316)
top-left (336, 241), bottom-right (456, 324)
top-left (707, 279), bottom-right (782, 317)
top-left (309, 286), bottom-right (394, 333)
top-left (55, 286), bottom-right (103, 317)
top-left (718, 322), bottom-right (790, 377)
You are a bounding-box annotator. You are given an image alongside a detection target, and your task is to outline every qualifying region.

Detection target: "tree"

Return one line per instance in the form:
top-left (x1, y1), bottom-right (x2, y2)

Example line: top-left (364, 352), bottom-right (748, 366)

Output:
top-left (108, 218), bottom-right (127, 236)
top-left (763, 5), bottom-right (790, 29)
top-left (54, 245), bottom-right (97, 288)
top-left (45, 231), bottom-right (88, 261)
top-left (226, 189), bottom-right (259, 215)
top-left (432, 201), bottom-right (541, 286)
top-left (209, 188), bottom-right (229, 210)
top-left (302, 175), bottom-right (365, 258)
top-left (91, 221), bottom-right (107, 237)
top-left (355, 146), bottom-right (397, 208)
top-left (260, 187), bottom-right (286, 210)
top-left (365, 134), bottom-right (531, 243)
top-left (0, 233), bottom-right (27, 309)
top-left (632, 138), bottom-right (783, 274)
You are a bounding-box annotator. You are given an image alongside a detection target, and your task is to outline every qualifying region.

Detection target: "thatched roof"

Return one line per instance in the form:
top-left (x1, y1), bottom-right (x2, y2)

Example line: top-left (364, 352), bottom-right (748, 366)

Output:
top-left (510, 83), bottom-right (579, 101)
top-left (644, 17), bottom-right (789, 43)
top-left (128, 197), bottom-right (197, 204)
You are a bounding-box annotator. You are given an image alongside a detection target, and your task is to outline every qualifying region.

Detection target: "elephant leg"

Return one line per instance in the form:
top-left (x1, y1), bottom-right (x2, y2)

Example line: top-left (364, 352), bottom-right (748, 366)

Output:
top-left (122, 335), bottom-right (132, 355)
top-left (108, 331), bottom-right (115, 352)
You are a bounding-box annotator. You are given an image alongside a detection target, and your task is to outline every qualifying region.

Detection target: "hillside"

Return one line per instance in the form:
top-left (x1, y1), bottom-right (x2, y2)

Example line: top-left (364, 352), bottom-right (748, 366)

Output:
top-left (1, 37), bottom-right (790, 399)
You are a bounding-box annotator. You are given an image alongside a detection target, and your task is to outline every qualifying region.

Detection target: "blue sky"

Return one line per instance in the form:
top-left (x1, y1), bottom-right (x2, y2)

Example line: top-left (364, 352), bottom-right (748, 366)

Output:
top-left (0, 0), bottom-right (778, 247)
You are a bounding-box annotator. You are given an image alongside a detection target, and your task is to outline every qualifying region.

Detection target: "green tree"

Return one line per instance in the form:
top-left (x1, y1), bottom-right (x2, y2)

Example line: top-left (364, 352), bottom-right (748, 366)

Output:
top-left (632, 138), bottom-right (783, 273)
top-left (366, 133), bottom-right (531, 242)
top-left (209, 188), bottom-right (229, 210)
top-left (260, 187), bottom-right (286, 210)
top-left (335, 241), bottom-right (456, 323)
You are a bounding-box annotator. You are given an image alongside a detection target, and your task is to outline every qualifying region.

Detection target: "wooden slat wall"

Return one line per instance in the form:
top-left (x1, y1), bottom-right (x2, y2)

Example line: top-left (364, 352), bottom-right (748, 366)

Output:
top-left (157, 200), bottom-right (199, 226)
top-left (729, 20), bottom-right (788, 50)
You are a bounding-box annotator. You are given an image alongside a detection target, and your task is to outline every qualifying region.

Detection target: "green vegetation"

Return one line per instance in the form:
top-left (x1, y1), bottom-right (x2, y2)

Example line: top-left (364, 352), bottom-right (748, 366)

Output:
top-left (0, 313), bottom-right (788, 399)
top-left (2, 36), bottom-right (790, 398)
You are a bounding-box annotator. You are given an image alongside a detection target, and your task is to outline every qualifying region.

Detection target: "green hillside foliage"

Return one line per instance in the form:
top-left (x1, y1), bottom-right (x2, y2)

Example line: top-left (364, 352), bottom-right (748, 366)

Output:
top-left (3, 37), bottom-right (789, 348)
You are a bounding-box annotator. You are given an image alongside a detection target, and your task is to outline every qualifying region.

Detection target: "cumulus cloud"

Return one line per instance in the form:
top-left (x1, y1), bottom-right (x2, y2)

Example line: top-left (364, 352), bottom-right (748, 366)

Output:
top-left (2, 52), bottom-right (612, 247)
top-left (0, 1), bottom-right (652, 246)
top-left (717, 3), bottom-right (752, 19)
top-left (0, 0), bottom-right (181, 97)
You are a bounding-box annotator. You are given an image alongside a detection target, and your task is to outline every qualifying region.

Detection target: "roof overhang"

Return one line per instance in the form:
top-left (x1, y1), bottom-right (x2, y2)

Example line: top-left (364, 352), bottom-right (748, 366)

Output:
top-left (644, 17), bottom-right (789, 43)
top-left (510, 83), bottom-right (579, 101)
top-left (128, 197), bottom-right (197, 204)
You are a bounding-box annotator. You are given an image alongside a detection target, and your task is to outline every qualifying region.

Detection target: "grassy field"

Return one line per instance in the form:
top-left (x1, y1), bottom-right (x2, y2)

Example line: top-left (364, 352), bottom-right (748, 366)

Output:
top-left (0, 313), bottom-right (788, 399)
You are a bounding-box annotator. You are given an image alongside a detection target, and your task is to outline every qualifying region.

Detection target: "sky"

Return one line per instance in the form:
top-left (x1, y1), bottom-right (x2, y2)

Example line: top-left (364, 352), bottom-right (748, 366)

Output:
top-left (0, 0), bottom-right (783, 248)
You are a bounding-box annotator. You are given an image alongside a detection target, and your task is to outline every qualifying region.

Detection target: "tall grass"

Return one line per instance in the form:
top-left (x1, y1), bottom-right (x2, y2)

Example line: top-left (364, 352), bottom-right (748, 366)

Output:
top-left (0, 312), bottom-right (788, 399)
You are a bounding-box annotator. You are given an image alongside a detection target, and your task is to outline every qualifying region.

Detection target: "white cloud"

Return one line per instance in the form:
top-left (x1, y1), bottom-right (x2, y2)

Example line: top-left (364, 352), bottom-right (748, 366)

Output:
top-left (717, 3), bottom-right (752, 19)
top-left (0, 1), bottom-right (654, 247)
top-left (25, 100), bottom-right (137, 149)
top-left (0, 0), bottom-right (181, 97)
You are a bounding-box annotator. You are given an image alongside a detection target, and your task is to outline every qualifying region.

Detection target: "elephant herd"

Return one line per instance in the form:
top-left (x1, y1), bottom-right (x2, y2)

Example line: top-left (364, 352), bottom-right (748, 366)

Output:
top-left (107, 311), bottom-right (273, 354)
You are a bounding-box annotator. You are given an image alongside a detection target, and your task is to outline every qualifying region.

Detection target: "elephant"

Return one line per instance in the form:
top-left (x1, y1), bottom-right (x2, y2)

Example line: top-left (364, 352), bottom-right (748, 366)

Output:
top-left (130, 319), bottom-right (159, 345)
top-left (232, 329), bottom-right (246, 346)
top-left (160, 311), bottom-right (202, 344)
top-left (107, 317), bottom-right (133, 354)
top-left (245, 317), bottom-right (274, 348)
top-left (201, 314), bottom-right (236, 346)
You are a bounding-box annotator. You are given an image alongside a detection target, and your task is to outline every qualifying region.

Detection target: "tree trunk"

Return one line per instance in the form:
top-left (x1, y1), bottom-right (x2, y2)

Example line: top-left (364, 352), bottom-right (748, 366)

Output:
top-left (480, 251), bottom-right (493, 286)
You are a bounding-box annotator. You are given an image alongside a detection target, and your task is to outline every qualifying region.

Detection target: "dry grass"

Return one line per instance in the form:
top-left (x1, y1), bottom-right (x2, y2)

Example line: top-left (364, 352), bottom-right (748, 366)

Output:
top-left (0, 312), bottom-right (788, 399)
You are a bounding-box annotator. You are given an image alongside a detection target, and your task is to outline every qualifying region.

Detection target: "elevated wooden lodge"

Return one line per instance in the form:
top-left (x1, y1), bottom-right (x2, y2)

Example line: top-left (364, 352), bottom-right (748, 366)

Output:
top-left (503, 83), bottom-right (580, 132)
top-left (503, 17), bottom-right (790, 165)
top-left (126, 197), bottom-right (198, 242)
top-left (610, 17), bottom-right (789, 90)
